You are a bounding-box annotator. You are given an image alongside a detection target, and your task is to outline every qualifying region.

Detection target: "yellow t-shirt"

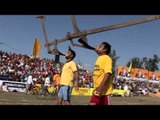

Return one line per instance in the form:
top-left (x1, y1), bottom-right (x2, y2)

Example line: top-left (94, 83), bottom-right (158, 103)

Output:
top-left (93, 55), bottom-right (113, 95)
top-left (60, 61), bottom-right (77, 86)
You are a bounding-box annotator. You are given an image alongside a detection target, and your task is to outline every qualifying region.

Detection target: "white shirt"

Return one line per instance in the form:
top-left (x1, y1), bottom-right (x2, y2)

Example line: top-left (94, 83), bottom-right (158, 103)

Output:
top-left (123, 85), bottom-right (128, 90)
top-left (27, 75), bottom-right (34, 85)
top-left (44, 77), bottom-right (50, 86)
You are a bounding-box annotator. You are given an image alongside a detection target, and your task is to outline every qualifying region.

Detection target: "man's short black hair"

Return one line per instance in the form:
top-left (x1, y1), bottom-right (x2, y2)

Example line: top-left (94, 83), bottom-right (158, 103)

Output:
top-left (102, 42), bottom-right (111, 55)
top-left (68, 46), bottom-right (76, 59)
top-left (70, 50), bottom-right (76, 59)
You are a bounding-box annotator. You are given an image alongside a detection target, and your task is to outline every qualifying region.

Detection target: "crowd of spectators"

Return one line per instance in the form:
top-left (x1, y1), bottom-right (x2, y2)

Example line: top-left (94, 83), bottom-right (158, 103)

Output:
top-left (1, 50), bottom-right (160, 97)
top-left (0, 50), bottom-right (93, 93)
top-left (113, 76), bottom-right (160, 97)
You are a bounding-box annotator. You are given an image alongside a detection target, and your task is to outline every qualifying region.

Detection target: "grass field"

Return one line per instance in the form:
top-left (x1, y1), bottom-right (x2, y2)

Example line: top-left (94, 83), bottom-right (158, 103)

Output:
top-left (1, 92), bottom-right (160, 105)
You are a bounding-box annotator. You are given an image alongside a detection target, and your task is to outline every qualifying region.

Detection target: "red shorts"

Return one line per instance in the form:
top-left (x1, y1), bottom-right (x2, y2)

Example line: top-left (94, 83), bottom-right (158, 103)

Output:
top-left (89, 95), bottom-right (110, 105)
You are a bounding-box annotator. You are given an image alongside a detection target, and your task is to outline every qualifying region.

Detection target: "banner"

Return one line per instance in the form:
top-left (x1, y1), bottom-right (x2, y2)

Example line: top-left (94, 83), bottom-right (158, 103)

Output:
top-left (32, 37), bottom-right (42, 58)
top-left (118, 66), bottom-right (135, 77)
top-left (148, 71), bottom-right (160, 80)
top-left (72, 88), bottom-right (93, 96)
top-left (72, 87), bottom-right (130, 97)
top-left (117, 65), bottom-right (160, 80)
top-left (112, 89), bottom-right (130, 97)
top-left (0, 80), bottom-right (26, 92)
top-left (134, 68), bottom-right (149, 79)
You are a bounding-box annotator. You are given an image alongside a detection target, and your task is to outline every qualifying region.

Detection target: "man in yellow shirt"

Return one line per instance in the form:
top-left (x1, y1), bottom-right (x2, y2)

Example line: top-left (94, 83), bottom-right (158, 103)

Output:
top-left (57, 46), bottom-right (79, 105)
top-left (89, 42), bottom-right (113, 105)
top-left (53, 72), bottom-right (61, 95)
top-left (53, 72), bottom-right (61, 88)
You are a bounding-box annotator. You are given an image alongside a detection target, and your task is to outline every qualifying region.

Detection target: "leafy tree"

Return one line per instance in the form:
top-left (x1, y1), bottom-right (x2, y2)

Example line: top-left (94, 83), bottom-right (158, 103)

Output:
top-left (109, 49), bottom-right (120, 77)
top-left (126, 54), bottom-right (160, 72)
top-left (144, 54), bottom-right (160, 71)
top-left (126, 57), bottom-right (143, 68)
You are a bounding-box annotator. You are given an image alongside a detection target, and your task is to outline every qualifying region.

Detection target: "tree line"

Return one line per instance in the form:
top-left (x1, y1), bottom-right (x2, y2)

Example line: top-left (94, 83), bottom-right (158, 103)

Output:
top-left (110, 50), bottom-right (160, 77)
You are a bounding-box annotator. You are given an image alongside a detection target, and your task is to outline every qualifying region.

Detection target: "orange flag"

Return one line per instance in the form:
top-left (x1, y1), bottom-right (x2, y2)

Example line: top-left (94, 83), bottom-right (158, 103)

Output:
top-left (32, 37), bottom-right (42, 58)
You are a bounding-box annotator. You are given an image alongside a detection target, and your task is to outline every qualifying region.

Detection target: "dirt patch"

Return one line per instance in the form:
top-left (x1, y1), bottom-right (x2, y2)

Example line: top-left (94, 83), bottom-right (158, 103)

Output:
top-left (1, 92), bottom-right (160, 105)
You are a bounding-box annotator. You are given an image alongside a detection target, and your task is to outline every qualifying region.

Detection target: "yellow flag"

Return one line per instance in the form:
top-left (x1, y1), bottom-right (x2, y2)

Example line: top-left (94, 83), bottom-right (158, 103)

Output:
top-left (32, 38), bottom-right (42, 58)
top-left (128, 62), bottom-right (132, 73)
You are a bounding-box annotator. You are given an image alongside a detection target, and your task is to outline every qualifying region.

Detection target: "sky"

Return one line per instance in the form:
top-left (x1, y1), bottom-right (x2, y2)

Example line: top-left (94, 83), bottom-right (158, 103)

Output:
top-left (0, 15), bottom-right (160, 72)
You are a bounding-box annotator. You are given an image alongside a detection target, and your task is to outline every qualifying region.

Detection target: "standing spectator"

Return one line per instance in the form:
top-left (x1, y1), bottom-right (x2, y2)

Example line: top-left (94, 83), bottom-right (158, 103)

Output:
top-left (25, 73), bottom-right (34, 94)
top-left (89, 42), bottom-right (113, 105)
top-left (53, 71), bottom-right (61, 93)
top-left (41, 73), bottom-right (51, 96)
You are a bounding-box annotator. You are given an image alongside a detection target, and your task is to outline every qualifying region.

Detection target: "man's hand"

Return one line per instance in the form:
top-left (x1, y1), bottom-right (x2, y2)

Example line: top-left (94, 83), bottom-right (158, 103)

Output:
top-left (73, 71), bottom-right (79, 92)
top-left (74, 86), bottom-right (79, 92)
top-left (92, 86), bottom-right (104, 96)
